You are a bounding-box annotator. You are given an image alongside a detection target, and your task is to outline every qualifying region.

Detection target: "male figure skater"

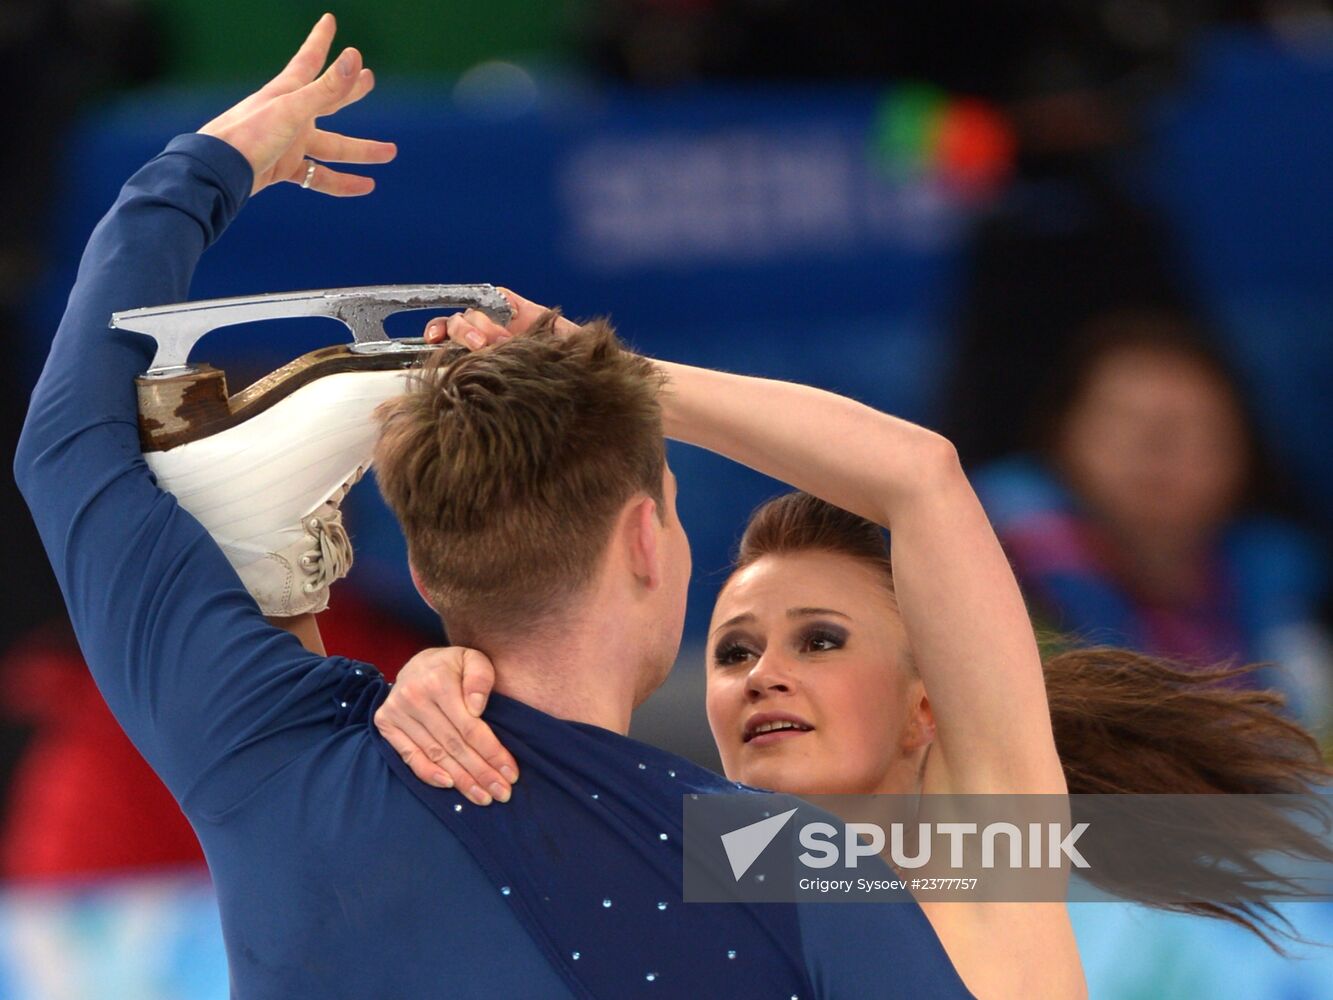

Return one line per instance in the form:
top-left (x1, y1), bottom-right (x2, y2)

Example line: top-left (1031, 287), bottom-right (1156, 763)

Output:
top-left (16, 17), bottom-right (968, 998)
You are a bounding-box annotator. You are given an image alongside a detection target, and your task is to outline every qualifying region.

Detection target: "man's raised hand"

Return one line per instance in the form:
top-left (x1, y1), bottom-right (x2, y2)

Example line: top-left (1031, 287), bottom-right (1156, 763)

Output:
top-left (198, 13), bottom-right (396, 197)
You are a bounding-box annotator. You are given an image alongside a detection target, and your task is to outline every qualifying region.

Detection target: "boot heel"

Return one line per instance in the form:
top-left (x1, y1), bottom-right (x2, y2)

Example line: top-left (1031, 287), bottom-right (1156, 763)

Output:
top-left (137, 365), bottom-right (232, 452)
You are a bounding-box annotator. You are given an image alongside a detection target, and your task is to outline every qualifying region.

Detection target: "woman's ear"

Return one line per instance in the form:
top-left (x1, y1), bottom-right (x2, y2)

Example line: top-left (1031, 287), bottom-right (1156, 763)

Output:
top-left (901, 683), bottom-right (936, 753)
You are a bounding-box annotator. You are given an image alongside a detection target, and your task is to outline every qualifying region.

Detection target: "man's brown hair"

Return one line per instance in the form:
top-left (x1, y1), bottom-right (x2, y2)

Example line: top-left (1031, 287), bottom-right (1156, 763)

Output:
top-left (374, 313), bottom-right (667, 639)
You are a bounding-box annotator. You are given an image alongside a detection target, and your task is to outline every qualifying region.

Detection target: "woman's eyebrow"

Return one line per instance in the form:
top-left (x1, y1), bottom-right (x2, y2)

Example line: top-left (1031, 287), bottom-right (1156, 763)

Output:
top-left (787, 607), bottom-right (852, 621)
top-left (712, 607), bottom-right (852, 637)
top-left (711, 613), bottom-right (755, 636)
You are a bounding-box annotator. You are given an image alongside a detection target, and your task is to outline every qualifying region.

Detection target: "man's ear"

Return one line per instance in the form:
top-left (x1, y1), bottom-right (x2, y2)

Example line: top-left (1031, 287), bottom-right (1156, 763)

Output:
top-left (625, 496), bottom-right (662, 590)
top-left (408, 560), bottom-right (433, 608)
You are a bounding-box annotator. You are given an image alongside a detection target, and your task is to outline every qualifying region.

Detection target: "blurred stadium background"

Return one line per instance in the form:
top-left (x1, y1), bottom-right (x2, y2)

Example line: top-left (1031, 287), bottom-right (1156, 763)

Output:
top-left (2, 1), bottom-right (1332, 997)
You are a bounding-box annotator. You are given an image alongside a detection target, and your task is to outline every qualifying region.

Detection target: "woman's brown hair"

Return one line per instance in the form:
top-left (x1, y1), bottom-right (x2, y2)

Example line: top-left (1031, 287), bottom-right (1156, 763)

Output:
top-left (733, 491), bottom-right (1333, 949)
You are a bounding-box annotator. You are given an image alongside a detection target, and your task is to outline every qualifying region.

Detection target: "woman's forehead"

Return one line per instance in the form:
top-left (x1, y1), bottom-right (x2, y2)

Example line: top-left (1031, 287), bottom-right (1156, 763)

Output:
top-left (713, 551), bottom-right (891, 621)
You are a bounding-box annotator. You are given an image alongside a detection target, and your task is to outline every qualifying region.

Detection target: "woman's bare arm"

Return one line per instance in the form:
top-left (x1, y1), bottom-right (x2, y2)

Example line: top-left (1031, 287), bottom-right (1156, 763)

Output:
top-left (376, 301), bottom-right (1066, 798)
top-left (657, 361), bottom-right (1066, 795)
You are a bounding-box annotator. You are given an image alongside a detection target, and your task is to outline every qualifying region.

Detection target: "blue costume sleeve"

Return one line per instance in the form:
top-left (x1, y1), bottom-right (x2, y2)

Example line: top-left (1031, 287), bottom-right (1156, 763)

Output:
top-left (14, 134), bottom-right (359, 817)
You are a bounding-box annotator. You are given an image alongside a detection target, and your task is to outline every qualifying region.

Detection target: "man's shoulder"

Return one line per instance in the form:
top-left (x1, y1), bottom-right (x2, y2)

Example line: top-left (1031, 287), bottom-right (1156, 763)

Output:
top-left (485, 693), bottom-right (741, 791)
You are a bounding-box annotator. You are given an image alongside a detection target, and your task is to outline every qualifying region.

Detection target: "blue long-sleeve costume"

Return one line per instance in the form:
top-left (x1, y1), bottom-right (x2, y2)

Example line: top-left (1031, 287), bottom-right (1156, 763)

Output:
top-left (15, 135), bottom-right (971, 999)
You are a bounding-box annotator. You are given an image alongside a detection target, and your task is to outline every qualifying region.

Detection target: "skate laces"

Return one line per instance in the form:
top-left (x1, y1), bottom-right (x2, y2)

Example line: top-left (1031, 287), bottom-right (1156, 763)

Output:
top-left (298, 464), bottom-right (367, 595)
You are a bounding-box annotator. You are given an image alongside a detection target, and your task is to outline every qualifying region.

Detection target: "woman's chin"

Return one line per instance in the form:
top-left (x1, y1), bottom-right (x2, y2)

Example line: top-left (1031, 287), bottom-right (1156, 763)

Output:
top-left (732, 753), bottom-right (886, 798)
top-left (735, 758), bottom-right (824, 797)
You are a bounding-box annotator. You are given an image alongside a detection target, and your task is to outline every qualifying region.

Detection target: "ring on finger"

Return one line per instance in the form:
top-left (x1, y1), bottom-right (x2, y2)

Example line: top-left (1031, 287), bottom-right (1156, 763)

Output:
top-left (301, 159), bottom-right (318, 189)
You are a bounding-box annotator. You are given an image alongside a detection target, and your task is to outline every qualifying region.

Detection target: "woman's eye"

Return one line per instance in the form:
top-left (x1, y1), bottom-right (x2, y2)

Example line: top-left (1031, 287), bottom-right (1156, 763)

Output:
top-left (800, 627), bottom-right (847, 653)
top-left (713, 642), bottom-right (757, 666)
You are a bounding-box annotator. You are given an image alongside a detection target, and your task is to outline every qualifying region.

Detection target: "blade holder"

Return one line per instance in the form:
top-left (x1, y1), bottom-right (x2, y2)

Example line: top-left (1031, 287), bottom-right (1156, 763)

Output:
top-left (112, 284), bottom-right (513, 377)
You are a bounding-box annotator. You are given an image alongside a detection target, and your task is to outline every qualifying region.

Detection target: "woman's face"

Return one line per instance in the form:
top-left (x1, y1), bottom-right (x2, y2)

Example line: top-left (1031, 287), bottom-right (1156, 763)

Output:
top-left (705, 550), bottom-right (932, 796)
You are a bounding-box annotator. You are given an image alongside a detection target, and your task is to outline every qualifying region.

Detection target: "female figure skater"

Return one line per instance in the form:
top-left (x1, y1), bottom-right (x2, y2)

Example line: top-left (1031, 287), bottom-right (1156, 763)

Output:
top-left (375, 300), bottom-right (1331, 999)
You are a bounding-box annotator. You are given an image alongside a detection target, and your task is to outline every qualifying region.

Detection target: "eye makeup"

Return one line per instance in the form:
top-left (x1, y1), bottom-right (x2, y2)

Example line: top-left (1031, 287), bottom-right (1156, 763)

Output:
top-left (796, 622), bottom-right (849, 653)
top-left (712, 631), bottom-right (761, 667)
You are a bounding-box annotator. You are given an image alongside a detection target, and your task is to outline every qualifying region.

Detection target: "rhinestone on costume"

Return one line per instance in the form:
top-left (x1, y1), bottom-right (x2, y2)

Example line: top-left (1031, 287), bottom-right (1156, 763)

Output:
top-left (657, 901), bottom-right (667, 910)
top-left (658, 833), bottom-right (668, 841)
top-left (646, 973), bottom-right (658, 982)
top-left (501, 886), bottom-right (511, 896)
top-left (339, 701), bottom-right (348, 709)
top-left (638, 763), bottom-right (647, 770)
top-left (668, 770), bottom-right (676, 778)
top-left (591, 793), bottom-right (600, 800)
top-left (727, 950), bottom-right (737, 960)
top-left (572, 952), bottom-right (581, 961)
top-left (756, 874), bottom-right (766, 882)
top-left (602, 898), bottom-right (613, 908)
top-left (454, 804), bottom-right (463, 813)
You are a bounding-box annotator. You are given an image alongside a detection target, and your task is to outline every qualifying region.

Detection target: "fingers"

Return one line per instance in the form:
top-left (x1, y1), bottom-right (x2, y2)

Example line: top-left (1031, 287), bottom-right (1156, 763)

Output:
top-left (375, 713), bottom-right (450, 788)
top-left (498, 288), bottom-right (579, 337)
top-left (424, 318), bottom-right (447, 344)
top-left (270, 13), bottom-right (338, 93)
top-left (375, 647), bottom-right (517, 804)
top-left (397, 713), bottom-right (499, 805)
top-left (497, 288), bottom-right (546, 333)
top-left (376, 698), bottom-right (512, 805)
top-left (421, 290), bottom-right (548, 343)
top-left (287, 159), bottom-right (377, 197)
top-left (421, 292), bottom-right (582, 346)
top-left (198, 16), bottom-right (392, 200)
top-left (334, 67), bottom-right (377, 113)
top-left (460, 649), bottom-right (519, 781)
top-left (425, 310), bottom-right (512, 349)
top-left (453, 310), bottom-right (511, 349)
top-left (375, 704), bottom-right (479, 799)
top-left (307, 129), bottom-right (397, 165)
top-left (461, 648), bottom-right (496, 719)
top-left (283, 45), bottom-right (363, 121)
top-left (435, 715), bottom-right (517, 805)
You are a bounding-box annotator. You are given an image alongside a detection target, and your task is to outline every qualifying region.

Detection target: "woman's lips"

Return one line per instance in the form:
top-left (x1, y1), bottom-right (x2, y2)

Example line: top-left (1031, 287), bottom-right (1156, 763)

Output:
top-left (742, 712), bottom-right (816, 748)
top-left (745, 727), bottom-right (813, 749)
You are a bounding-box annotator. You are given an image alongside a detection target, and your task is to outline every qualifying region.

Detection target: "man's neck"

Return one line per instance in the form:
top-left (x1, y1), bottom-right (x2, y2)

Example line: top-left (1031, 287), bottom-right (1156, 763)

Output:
top-left (482, 608), bottom-right (642, 735)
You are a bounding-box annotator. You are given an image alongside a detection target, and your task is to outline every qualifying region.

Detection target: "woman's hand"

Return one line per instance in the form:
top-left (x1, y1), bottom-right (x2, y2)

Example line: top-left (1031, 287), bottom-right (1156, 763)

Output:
top-left (373, 646), bottom-right (519, 806)
top-left (198, 13), bottom-right (396, 197)
top-left (422, 289), bottom-right (580, 349)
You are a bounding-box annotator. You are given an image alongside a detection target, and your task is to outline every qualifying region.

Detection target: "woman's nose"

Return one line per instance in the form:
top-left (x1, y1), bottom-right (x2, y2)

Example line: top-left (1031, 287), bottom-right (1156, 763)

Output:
top-left (745, 652), bottom-right (795, 699)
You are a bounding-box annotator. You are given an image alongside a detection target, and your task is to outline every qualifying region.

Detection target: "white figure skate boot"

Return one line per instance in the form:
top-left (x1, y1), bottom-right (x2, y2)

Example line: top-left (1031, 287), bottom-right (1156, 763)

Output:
top-left (118, 285), bottom-right (511, 616)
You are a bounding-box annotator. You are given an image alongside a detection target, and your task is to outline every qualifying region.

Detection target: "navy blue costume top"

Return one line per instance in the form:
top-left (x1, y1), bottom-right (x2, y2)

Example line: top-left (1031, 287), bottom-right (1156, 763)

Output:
top-left (14, 135), bottom-right (973, 999)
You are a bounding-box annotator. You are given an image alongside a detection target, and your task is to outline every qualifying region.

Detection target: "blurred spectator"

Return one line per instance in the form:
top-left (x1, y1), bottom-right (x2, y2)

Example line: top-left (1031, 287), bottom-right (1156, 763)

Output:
top-left (0, 595), bottom-right (436, 882)
top-left (974, 310), bottom-right (1332, 733)
top-left (941, 156), bottom-right (1190, 467)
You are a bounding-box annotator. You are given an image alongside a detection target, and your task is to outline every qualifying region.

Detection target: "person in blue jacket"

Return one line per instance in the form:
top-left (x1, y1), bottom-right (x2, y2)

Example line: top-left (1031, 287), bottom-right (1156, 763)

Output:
top-left (14, 15), bottom-right (972, 999)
